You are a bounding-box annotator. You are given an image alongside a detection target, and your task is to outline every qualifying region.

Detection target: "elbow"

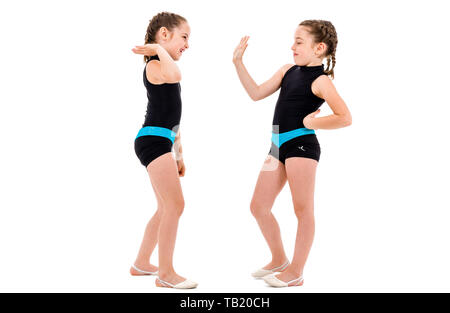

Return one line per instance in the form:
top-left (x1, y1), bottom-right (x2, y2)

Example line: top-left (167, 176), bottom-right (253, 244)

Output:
top-left (162, 72), bottom-right (182, 83)
top-left (171, 72), bottom-right (182, 82)
top-left (250, 88), bottom-right (261, 101)
top-left (335, 113), bottom-right (352, 127)
top-left (342, 115), bottom-right (352, 127)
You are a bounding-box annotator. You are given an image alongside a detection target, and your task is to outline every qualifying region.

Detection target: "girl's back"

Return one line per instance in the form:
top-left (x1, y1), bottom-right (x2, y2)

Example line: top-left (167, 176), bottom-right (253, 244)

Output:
top-left (142, 54), bottom-right (182, 130)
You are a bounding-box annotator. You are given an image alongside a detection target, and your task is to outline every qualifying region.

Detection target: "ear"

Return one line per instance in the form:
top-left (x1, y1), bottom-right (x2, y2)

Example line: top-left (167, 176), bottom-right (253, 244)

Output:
top-left (159, 27), bottom-right (170, 40)
top-left (315, 42), bottom-right (328, 56)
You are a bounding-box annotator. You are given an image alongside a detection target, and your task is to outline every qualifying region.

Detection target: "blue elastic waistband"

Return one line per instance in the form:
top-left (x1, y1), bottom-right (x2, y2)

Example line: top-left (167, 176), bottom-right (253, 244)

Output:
top-left (136, 126), bottom-right (176, 144)
top-left (272, 128), bottom-right (315, 148)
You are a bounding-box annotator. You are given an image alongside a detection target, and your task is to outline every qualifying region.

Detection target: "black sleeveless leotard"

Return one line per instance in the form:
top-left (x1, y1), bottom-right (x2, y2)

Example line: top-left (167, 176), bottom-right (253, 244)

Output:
top-left (134, 54), bottom-right (183, 167)
top-left (142, 54), bottom-right (182, 130)
top-left (269, 64), bottom-right (326, 164)
top-left (272, 64), bottom-right (325, 133)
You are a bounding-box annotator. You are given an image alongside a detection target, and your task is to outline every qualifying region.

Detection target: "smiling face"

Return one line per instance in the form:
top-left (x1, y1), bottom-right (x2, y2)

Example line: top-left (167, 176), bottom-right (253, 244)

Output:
top-left (291, 25), bottom-right (326, 66)
top-left (158, 21), bottom-right (191, 61)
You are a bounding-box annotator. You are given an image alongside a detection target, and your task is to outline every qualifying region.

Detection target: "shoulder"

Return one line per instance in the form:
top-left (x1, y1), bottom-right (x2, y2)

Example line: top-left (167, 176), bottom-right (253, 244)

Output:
top-left (281, 63), bottom-right (296, 77)
top-left (311, 74), bottom-right (334, 99)
top-left (145, 59), bottom-right (164, 85)
top-left (146, 59), bottom-right (161, 72)
top-left (146, 58), bottom-right (160, 68)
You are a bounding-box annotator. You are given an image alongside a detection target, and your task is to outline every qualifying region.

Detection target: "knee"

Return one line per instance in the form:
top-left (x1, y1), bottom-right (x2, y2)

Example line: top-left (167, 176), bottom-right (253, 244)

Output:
top-left (250, 199), bottom-right (270, 218)
top-left (163, 198), bottom-right (185, 217)
top-left (153, 207), bottom-right (162, 218)
top-left (156, 202), bottom-right (164, 214)
top-left (293, 202), bottom-right (314, 219)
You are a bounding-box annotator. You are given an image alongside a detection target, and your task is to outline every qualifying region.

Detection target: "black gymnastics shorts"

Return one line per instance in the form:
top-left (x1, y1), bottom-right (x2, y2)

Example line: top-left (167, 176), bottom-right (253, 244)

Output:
top-left (134, 135), bottom-right (173, 168)
top-left (268, 134), bottom-right (321, 164)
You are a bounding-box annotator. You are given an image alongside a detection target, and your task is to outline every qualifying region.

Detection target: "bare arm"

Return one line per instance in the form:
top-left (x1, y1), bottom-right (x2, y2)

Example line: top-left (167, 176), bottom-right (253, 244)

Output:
top-left (233, 60), bottom-right (293, 101)
top-left (153, 45), bottom-right (182, 83)
top-left (232, 36), bottom-right (293, 101)
top-left (132, 44), bottom-right (181, 83)
top-left (305, 75), bottom-right (352, 129)
top-left (174, 131), bottom-right (183, 160)
top-left (173, 131), bottom-right (185, 176)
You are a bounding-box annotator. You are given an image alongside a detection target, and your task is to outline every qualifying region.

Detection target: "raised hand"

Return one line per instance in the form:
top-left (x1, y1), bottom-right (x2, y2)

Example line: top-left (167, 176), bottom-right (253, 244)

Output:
top-left (132, 43), bottom-right (160, 56)
top-left (233, 36), bottom-right (250, 63)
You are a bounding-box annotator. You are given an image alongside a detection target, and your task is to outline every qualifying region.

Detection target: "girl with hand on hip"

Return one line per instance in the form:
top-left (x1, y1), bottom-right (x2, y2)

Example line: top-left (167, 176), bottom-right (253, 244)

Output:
top-left (233, 20), bottom-right (352, 287)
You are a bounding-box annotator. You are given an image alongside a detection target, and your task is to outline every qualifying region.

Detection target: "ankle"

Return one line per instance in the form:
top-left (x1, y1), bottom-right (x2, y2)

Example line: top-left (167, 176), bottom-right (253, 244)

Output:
top-left (133, 261), bottom-right (147, 267)
top-left (157, 269), bottom-right (176, 279)
top-left (285, 265), bottom-right (303, 276)
top-left (134, 259), bottom-right (154, 267)
top-left (272, 257), bottom-right (289, 265)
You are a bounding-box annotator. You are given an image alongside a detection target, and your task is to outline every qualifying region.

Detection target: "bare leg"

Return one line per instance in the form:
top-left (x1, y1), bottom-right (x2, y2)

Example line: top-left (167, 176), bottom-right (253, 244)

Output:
top-left (130, 179), bottom-right (163, 275)
top-left (275, 157), bottom-right (318, 286)
top-left (145, 152), bottom-right (187, 286)
top-left (250, 155), bottom-right (289, 270)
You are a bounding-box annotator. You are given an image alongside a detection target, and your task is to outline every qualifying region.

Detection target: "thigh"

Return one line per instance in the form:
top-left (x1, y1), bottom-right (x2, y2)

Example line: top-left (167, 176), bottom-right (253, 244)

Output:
top-left (251, 155), bottom-right (288, 208)
top-left (146, 152), bottom-right (184, 205)
top-left (149, 173), bottom-right (164, 210)
top-left (285, 157), bottom-right (318, 210)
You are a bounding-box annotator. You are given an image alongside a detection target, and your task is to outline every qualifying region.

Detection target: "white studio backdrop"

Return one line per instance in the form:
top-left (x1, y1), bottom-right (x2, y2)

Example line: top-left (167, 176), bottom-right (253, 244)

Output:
top-left (0, 0), bottom-right (449, 292)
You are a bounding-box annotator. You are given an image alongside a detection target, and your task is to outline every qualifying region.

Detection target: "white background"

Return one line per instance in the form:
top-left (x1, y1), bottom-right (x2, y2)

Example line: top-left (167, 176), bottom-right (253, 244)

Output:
top-left (0, 0), bottom-right (449, 292)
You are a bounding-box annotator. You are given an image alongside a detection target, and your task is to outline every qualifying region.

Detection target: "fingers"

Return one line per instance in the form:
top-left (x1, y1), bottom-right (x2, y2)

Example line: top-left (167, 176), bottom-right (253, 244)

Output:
top-left (132, 44), bottom-right (152, 55)
top-left (177, 161), bottom-right (185, 177)
top-left (133, 45), bottom-right (146, 51)
top-left (241, 36), bottom-right (249, 46)
top-left (310, 109), bottom-right (321, 117)
top-left (234, 36), bottom-right (249, 58)
top-left (239, 36), bottom-right (249, 46)
top-left (305, 109), bottom-right (320, 120)
top-left (132, 46), bottom-right (145, 55)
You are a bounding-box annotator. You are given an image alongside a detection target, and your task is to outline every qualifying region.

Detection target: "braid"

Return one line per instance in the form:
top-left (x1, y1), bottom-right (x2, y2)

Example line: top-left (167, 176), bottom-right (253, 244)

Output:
top-left (325, 56), bottom-right (332, 77)
top-left (329, 53), bottom-right (336, 80)
top-left (299, 19), bottom-right (338, 79)
top-left (323, 21), bottom-right (337, 79)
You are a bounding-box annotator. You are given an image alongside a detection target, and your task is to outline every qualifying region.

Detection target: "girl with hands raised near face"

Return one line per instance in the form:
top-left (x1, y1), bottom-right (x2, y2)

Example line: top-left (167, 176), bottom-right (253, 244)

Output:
top-left (233, 20), bottom-right (352, 288)
top-left (129, 12), bottom-right (197, 290)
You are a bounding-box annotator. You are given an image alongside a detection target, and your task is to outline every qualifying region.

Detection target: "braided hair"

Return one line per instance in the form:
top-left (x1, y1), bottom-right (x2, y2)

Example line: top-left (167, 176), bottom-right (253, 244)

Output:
top-left (299, 20), bottom-right (338, 79)
top-left (143, 12), bottom-right (187, 63)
